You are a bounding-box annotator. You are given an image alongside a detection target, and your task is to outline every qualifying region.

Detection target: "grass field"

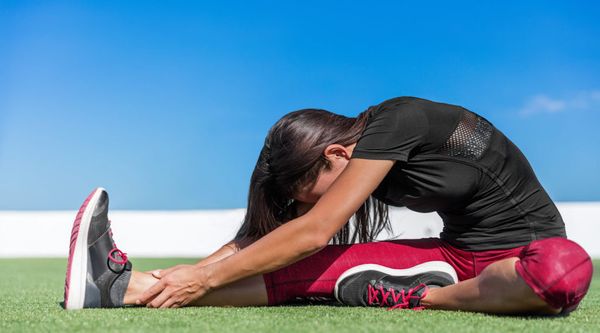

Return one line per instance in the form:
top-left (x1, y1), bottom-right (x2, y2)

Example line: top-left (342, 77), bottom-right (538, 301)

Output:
top-left (0, 258), bottom-right (598, 333)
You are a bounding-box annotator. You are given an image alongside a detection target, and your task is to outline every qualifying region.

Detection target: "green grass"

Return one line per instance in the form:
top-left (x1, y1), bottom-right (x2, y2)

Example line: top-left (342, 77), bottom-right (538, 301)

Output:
top-left (0, 259), bottom-right (598, 333)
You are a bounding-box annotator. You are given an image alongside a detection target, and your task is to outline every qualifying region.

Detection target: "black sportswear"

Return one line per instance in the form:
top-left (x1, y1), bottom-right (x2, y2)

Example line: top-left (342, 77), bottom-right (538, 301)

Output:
top-left (351, 96), bottom-right (566, 250)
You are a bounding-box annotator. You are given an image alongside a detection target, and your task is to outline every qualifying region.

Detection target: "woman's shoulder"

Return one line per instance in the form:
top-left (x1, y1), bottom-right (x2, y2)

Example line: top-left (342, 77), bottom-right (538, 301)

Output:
top-left (375, 96), bottom-right (460, 109)
top-left (368, 96), bottom-right (438, 114)
top-left (374, 96), bottom-right (422, 108)
top-left (368, 96), bottom-right (467, 120)
top-left (365, 96), bottom-right (433, 121)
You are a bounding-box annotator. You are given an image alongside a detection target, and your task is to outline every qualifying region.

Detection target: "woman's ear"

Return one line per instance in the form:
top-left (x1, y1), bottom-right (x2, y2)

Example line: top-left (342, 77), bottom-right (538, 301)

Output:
top-left (324, 144), bottom-right (352, 160)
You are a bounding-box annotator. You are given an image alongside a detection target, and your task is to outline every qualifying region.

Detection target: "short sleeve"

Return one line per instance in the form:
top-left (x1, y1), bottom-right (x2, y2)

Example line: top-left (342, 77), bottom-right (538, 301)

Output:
top-left (351, 97), bottom-right (429, 162)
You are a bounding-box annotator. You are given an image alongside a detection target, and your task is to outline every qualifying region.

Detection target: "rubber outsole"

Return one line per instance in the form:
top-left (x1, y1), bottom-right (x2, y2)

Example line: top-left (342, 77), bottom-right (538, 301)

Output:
top-left (63, 187), bottom-right (105, 310)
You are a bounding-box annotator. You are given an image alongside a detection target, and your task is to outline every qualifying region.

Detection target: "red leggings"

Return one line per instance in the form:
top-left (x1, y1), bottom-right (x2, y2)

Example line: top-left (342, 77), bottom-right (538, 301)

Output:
top-left (262, 237), bottom-right (593, 313)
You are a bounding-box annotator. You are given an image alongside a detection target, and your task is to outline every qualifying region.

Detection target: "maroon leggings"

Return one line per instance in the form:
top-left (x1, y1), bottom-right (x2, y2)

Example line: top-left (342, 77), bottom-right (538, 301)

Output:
top-left (262, 237), bottom-right (593, 312)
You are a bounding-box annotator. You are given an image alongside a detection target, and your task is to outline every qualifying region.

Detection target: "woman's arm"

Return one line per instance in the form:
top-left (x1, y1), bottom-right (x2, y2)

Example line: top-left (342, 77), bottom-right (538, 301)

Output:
top-left (194, 239), bottom-right (251, 268)
top-left (149, 240), bottom-right (249, 278)
top-left (139, 158), bottom-right (395, 308)
top-left (153, 201), bottom-right (316, 277)
top-left (195, 200), bottom-right (314, 267)
top-left (205, 158), bottom-right (393, 286)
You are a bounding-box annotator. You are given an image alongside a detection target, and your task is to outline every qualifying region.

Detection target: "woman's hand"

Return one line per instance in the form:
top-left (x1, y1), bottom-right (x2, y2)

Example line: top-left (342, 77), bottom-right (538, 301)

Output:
top-left (137, 264), bottom-right (211, 308)
top-left (148, 264), bottom-right (190, 279)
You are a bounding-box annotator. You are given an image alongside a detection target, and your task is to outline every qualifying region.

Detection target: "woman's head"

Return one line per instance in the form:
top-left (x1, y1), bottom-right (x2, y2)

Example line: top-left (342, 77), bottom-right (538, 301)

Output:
top-left (236, 107), bottom-right (391, 244)
top-left (292, 142), bottom-right (356, 204)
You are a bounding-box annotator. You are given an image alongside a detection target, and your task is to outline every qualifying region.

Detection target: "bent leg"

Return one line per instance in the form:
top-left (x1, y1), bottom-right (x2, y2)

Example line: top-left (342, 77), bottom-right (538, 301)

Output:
top-left (423, 257), bottom-right (561, 314)
top-left (423, 237), bottom-right (593, 314)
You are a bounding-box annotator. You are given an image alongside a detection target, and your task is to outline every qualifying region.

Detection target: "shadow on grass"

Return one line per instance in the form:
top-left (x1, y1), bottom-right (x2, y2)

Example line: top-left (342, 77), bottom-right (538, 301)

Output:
top-left (477, 311), bottom-right (570, 320)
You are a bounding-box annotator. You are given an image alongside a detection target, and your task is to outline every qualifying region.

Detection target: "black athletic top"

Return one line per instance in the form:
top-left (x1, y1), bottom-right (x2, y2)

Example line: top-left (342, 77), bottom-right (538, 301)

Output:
top-left (351, 96), bottom-right (566, 251)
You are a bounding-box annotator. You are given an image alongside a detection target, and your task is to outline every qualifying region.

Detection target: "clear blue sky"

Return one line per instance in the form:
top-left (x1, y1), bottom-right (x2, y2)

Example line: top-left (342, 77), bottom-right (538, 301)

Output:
top-left (1, 1), bottom-right (599, 210)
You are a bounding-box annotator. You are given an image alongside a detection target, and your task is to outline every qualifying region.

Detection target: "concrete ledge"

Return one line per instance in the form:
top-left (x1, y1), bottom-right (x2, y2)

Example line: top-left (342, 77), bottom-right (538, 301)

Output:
top-left (1, 203), bottom-right (598, 258)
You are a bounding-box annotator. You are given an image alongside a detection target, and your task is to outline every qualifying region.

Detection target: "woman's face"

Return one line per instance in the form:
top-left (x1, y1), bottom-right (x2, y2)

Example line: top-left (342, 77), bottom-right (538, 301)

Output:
top-left (293, 143), bottom-right (356, 204)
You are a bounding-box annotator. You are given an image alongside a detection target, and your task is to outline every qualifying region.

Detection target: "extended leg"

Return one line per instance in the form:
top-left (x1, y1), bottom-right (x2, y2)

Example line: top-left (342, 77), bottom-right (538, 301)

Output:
top-left (124, 270), bottom-right (268, 306)
top-left (127, 238), bottom-right (447, 307)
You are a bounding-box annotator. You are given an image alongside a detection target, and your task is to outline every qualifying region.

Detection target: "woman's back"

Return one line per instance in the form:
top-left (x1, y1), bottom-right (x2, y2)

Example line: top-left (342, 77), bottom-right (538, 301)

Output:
top-left (351, 96), bottom-right (566, 250)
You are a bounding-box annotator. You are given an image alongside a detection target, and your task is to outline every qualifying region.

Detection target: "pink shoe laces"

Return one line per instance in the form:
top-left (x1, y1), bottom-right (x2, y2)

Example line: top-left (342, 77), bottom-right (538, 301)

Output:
top-left (107, 220), bottom-right (128, 265)
top-left (108, 248), bottom-right (128, 265)
top-left (367, 282), bottom-right (429, 311)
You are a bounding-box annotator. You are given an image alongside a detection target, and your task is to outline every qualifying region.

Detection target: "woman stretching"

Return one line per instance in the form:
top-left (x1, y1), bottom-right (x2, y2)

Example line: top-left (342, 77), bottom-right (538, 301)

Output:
top-left (63, 96), bottom-right (593, 314)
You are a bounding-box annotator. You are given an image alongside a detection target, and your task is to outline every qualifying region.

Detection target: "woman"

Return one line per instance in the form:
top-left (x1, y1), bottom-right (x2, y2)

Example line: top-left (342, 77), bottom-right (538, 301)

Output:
top-left (63, 96), bottom-right (593, 314)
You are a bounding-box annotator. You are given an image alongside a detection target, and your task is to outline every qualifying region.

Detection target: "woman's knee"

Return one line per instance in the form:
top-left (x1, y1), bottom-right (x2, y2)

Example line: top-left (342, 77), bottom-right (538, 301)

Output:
top-left (515, 237), bottom-right (593, 313)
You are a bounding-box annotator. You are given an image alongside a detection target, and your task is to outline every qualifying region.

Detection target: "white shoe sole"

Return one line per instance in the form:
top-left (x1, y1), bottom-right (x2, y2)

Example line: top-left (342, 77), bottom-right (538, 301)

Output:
top-left (333, 261), bottom-right (459, 303)
top-left (64, 187), bottom-right (105, 310)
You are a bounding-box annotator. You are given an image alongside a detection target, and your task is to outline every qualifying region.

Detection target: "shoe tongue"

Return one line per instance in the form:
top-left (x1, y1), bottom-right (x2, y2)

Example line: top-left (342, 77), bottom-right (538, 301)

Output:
top-left (377, 282), bottom-right (398, 305)
top-left (365, 280), bottom-right (396, 306)
top-left (88, 228), bottom-right (118, 279)
top-left (374, 279), bottom-right (422, 307)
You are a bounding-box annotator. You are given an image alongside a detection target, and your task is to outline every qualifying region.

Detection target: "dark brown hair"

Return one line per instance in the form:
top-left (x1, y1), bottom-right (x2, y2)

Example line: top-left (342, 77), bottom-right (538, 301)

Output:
top-left (235, 106), bottom-right (391, 244)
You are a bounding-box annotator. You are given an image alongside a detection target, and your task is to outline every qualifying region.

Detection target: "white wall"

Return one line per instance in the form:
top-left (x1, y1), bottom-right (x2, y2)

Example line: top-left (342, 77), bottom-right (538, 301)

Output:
top-left (1, 203), bottom-right (599, 258)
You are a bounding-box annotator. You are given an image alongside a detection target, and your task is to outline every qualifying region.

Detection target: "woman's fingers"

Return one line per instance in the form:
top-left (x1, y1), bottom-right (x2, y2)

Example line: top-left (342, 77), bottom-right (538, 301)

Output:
top-left (151, 270), bottom-right (163, 279)
top-left (152, 264), bottom-right (189, 279)
top-left (139, 265), bottom-right (208, 308)
top-left (159, 266), bottom-right (181, 277)
top-left (136, 280), bottom-right (167, 305)
top-left (159, 297), bottom-right (180, 309)
top-left (147, 288), bottom-right (173, 308)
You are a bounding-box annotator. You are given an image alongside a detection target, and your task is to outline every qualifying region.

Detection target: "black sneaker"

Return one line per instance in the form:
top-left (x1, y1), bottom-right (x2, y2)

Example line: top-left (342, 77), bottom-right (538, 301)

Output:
top-left (334, 261), bottom-right (458, 310)
top-left (63, 188), bottom-right (132, 310)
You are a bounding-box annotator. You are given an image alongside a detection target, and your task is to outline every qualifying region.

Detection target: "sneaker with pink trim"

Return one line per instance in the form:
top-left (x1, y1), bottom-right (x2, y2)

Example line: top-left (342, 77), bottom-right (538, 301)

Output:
top-left (62, 187), bottom-right (132, 310)
top-left (334, 261), bottom-right (458, 310)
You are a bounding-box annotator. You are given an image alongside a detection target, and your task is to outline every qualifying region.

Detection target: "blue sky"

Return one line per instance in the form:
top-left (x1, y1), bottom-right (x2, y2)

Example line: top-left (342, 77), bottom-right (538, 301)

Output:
top-left (1, 1), bottom-right (599, 210)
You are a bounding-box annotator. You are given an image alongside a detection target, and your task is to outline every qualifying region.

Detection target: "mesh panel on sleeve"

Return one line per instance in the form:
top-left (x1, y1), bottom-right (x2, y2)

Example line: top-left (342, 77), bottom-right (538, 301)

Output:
top-left (437, 110), bottom-right (493, 160)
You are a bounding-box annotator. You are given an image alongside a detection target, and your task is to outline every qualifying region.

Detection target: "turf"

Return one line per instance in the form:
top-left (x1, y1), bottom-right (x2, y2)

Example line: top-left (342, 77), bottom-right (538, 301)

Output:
top-left (0, 259), bottom-right (598, 333)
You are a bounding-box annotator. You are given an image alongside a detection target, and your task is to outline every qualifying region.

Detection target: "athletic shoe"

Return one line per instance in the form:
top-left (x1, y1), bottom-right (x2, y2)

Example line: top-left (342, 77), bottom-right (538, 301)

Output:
top-left (63, 187), bottom-right (132, 310)
top-left (334, 261), bottom-right (458, 310)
